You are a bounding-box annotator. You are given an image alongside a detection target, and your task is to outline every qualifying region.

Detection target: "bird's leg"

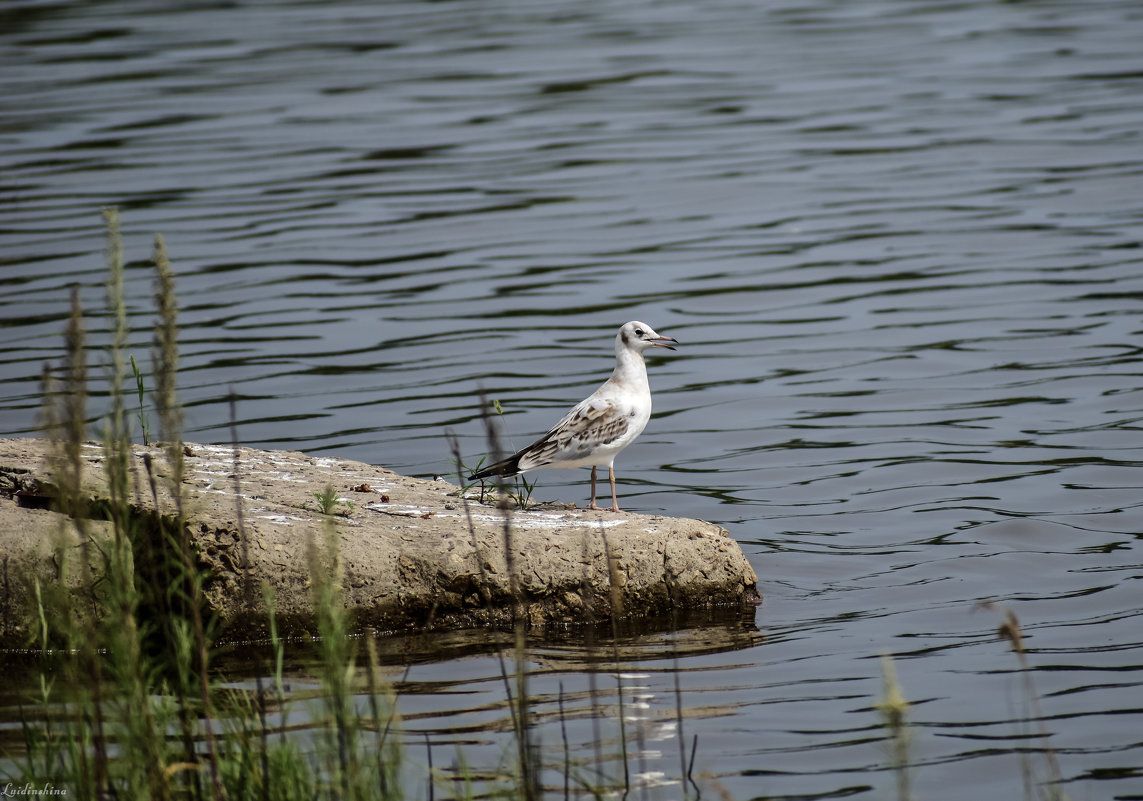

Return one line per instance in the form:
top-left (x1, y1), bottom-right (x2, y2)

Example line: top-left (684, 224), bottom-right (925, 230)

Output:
top-left (588, 466), bottom-right (599, 510)
top-left (608, 466), bottom-right (621, 512)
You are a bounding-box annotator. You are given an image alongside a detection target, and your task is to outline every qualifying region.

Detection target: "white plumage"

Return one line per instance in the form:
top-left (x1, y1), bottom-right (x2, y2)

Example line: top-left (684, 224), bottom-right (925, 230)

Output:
top-left (469, 321), bottom-right (678, 511)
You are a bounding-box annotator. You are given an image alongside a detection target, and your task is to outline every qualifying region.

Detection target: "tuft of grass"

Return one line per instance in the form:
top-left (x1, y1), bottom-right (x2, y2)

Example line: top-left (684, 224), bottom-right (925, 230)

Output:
top-left (491, 398), bottom-right (540, 510)
top-left (508, 472), bottom-right (539, 511)
top-left (456, 398), bottom-right (539, 510)
top-left (310, 482), bottom-right (336, 511)
top-left (314, 483), bottom-right (340, 514)
top-left (9, 210), bottom-right (414, 799)
top-left (313, 482), bottom-right (353, 516)
top-left (131, 354), bottom-right (150, 446)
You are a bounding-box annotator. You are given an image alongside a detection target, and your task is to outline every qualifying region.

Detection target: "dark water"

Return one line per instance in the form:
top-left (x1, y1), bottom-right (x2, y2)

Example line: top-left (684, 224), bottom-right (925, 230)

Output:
top-left (3, 0), bottom-right (1143, 797)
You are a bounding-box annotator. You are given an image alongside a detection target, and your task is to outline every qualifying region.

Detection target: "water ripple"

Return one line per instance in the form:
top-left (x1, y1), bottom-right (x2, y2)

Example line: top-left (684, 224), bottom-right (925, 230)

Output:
top-left (3, 0), bottom-right (1142, 797)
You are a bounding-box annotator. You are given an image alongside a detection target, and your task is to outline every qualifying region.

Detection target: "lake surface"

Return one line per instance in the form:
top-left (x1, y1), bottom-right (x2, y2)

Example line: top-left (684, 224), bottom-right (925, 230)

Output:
top-left (2, 0), bottom-right (1142, 798)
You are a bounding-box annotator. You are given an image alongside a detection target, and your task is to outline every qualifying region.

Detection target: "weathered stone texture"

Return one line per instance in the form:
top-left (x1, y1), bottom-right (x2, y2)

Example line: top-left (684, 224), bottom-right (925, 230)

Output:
top-left (0, 438), bottom-right (759, 647)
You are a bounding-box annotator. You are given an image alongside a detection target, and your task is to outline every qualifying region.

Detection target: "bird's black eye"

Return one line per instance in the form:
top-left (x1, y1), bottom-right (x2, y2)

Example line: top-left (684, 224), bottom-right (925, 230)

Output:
top-left (634, 327), bottom-right (644, 337)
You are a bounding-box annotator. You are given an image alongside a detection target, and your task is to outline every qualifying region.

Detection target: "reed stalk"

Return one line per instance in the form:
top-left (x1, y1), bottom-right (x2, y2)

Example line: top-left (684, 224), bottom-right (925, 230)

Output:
top-left (154, 233), bottom-right (225, 799)
top-left (877, 654), bottom-right (913, 801)
top-left (982, 602), bottom-right (1070, 801)
top-left (51, 286), bottom-right (111, 797)
top-left (600, 528), bottom-right (630, 796)
top-left (451, 392), bottom-right (541, 801)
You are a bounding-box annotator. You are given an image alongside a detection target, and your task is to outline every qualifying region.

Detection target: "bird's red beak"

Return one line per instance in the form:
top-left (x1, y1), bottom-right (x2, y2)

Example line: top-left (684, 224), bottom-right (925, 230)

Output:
top-left (650, 336), bottom-right (678, 351)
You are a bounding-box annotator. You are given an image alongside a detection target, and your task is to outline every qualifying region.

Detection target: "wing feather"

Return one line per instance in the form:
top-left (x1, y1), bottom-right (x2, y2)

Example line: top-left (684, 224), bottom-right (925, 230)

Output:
top-left (516, 397), bottom-right (628, 471)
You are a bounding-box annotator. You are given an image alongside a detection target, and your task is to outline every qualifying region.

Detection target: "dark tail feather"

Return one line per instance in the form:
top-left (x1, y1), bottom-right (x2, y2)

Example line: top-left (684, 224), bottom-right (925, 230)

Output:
top-left (467, 451), bottom-right (523, 482)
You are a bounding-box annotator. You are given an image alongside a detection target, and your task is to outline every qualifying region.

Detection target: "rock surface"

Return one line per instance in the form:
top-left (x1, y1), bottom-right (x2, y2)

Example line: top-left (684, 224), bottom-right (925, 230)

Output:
top-left (0, 437), bottom-right (760, 647)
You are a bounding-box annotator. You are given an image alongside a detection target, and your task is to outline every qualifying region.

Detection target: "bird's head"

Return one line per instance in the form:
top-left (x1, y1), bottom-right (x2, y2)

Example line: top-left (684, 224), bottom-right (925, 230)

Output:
top-left (617, 321), bottom-right (678, 353)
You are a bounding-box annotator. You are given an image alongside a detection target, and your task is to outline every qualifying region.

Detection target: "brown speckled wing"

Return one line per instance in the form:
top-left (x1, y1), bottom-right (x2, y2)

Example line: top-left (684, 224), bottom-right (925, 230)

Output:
top-left (516, 397), bottom-right (628, 470)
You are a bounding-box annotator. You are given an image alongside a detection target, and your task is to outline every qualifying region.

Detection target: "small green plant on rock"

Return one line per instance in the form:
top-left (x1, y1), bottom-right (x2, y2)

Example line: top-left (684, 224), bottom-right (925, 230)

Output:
top-left (456, 449), bottom-right (539, 511)
top-left (454, 453), bottom-right (494, 506)
top-left (506, 472), bottom-right (538, 511)
top-left (455, 399), bottom-right (541, 511)
top-left (130, 354), bottom-right (150, 445)
top-left (313, 483), bottom-right (353, 516)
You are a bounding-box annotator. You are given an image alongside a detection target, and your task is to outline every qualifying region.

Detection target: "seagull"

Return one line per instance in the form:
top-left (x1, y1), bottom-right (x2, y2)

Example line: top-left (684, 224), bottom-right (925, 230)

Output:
top-left (468, 321), bottom-right (678, 512)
